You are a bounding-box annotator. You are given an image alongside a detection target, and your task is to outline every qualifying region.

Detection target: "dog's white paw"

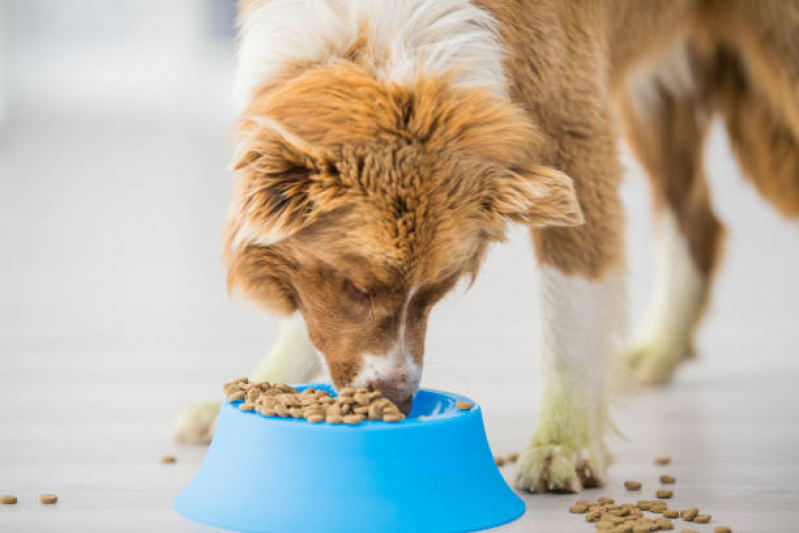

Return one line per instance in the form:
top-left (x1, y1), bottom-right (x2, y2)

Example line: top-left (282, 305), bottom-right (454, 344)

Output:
top-left (514, 440), bottom-right (607, 493)
top-left (173, 400), bottom-right (221, 445)
top-left (625, 340), bottom-right (694, 385)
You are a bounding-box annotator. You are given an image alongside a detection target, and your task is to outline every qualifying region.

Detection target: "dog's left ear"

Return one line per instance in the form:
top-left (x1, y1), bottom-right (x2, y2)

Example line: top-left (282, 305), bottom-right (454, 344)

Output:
top-left (489, 165), bottom-right (584, 228)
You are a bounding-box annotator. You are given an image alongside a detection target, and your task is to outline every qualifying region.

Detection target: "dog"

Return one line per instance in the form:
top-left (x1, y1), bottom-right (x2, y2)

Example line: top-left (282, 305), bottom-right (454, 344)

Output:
top-left (175, 0), bottom-right (799, 493)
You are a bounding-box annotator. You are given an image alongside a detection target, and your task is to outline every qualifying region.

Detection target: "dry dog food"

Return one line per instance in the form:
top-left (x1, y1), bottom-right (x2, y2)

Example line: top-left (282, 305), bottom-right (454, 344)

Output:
top-left (455, 400), bottom-right (473, 410)
top-left (223, 378), bottom-right (406, 425)
top-left (681, 508), bottom-right (699, 521)
top-left (655, 455), bottom-right (672, 465)
top-left (567, 469), bottom-right (734, 533)
top-left (660, 475), bottom-right (676, 484)
top-left (1, 495), bottom-right (17, 505)
top-left (39, 494), bottom-right (58, 504)
top-left (161, 455), bottom-right (176, 464)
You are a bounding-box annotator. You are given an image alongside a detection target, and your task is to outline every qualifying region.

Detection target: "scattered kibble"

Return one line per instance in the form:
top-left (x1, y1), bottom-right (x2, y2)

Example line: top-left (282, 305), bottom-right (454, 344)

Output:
top-left (663, 509), bottom-right (679, 518)
top-left (694, 514), bottom-right (712, 524)
top-left (656, 489), bottom-right (673, 499)
top-left (681, 508), bottom-right (699, 521)
top-left (160, 455), bottom-right (176, 464)
top-left (681, 530), bottom-right (699, 533)
top-left (455, 400), bottom-right (473, 410)
top-left (223, 378), bottom-right (406, 425)
top-left (569, 502), bottom-right (589, 514)
top-left (655, 456), bottom-right (672, 465)
top-left (495, 456), bottom-right (505, 466)
top-left (625, 480), bottom-right (642, 490)
top-left (506, 452), bottom-right (519, 462)
top-left (39, 494), bottom-right (58, 504)
top-left (1, 495), bottom-right (17, 505)
top-left (660, 474), bottom-right (676, 484)
top-left (714, 527), bottom-right (732, 533)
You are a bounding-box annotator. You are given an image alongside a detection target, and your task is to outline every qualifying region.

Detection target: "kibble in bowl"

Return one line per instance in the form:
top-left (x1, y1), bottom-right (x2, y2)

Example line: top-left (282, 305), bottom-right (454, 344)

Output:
top-left (176, 382), bottom-right (522, 533)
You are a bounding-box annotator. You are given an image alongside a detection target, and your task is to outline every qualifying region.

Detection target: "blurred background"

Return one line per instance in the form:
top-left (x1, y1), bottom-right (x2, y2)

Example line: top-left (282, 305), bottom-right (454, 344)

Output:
top-left (1, 1), bottom-right (797, 531)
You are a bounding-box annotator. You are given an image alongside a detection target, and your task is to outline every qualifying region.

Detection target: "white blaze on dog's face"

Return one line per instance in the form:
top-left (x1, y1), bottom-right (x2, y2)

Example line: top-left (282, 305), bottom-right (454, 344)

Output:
top-left (223, 65), bottom-right (583, 412)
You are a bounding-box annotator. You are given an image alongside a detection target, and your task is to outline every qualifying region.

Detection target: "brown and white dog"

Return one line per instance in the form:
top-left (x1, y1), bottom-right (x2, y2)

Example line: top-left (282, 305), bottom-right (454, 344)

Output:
top-left (176, 0), bottom-right (799, 493)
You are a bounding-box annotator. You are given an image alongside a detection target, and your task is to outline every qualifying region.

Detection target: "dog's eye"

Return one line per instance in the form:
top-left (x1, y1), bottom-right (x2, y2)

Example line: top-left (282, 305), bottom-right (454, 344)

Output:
top-left (343, 279), bottom-right (371, 310)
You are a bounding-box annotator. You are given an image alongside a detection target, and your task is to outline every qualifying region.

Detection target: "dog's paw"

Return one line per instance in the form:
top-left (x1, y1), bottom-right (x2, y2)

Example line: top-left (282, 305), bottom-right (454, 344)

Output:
top-left (624, 340), bottom-right (694, 385)
top-left (173, 400), bottom-right (221, 445)
top-left (514, 441), bottom-right (607, 493)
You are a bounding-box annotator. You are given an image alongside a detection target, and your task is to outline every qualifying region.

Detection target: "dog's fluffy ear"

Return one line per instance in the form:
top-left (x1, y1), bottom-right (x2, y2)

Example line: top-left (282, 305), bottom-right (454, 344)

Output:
top-left (227, 117), bottom-right (340, 249)
top-left (490, 165), bottom-right (584, 228)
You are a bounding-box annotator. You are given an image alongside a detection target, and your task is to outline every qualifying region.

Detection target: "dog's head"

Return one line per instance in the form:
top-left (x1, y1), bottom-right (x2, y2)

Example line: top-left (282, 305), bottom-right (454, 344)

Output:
top-left (224, 65), bottom-right (583, 411)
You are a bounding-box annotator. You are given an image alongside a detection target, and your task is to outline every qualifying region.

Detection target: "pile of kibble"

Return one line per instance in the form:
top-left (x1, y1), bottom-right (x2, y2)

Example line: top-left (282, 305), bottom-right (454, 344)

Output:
top-left (223, 378), bottom-right (409, 425)
top-left (567, 456), bottom-right (732, 533)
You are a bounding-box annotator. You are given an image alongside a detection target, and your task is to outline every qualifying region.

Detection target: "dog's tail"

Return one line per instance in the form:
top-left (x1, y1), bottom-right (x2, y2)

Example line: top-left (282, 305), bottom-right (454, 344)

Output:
top-left (700, 0), bottom-right (799, 218)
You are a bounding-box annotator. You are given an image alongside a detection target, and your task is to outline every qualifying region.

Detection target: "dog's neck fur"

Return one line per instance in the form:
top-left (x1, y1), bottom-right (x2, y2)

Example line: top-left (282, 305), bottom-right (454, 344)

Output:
top-left (234, 0), bottom-right (508, 111)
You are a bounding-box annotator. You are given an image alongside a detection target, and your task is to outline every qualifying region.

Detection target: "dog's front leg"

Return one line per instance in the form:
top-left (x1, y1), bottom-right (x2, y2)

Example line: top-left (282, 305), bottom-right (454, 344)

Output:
top-left (515, 118), bottom-right (626, 493)
top-left (174, 314), bottom-right (321, 444)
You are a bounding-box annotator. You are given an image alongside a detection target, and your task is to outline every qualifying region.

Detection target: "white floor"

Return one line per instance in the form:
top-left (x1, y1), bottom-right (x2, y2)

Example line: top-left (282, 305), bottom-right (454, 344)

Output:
top-left (2, 110), bottom-right (798, 533)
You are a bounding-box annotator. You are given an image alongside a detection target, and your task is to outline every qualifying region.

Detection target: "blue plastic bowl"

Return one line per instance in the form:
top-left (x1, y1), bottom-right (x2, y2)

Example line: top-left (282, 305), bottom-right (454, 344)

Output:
top-left (175, 384), bottom-right (524, 533)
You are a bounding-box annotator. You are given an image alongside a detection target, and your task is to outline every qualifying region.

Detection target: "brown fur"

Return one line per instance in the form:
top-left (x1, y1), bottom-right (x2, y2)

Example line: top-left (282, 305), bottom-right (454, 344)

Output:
top-left (227, 0), bottom-right (799, 429)
top-left (225, 65), bottom-right (582, 392)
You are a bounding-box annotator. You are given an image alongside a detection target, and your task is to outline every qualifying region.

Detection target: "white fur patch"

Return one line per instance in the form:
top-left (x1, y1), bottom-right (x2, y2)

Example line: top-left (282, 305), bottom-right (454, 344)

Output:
top-left (235, 0), bottom-right (507, 110)
top-left (349, 284), bottom-right (421, 391)
top-left (537, 266), bottom-right (627, 423)
top-left (635, 210), bottom-right (705, 347)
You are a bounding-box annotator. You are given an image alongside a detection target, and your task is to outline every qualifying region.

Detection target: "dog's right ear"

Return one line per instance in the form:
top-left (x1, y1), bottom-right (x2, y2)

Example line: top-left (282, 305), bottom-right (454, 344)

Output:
top-left (226, 117), bottom-right (342, 250)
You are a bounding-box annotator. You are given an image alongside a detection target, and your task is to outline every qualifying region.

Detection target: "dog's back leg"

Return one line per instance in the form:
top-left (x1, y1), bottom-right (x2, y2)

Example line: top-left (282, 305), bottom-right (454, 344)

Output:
top-left (705, 2), bottom-right (799, 218)
top-left (616, 44), bottom-right (725, 385)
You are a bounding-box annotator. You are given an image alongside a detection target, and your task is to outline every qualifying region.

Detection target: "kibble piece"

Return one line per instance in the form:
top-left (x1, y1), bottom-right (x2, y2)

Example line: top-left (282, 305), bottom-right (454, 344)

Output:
top-left (595, 520), bottom-right (615, 530)
top-left (353, 406), bottom-right (369, 415)
top-left (598, 497), bottom-right (615, 504)
top-left (506, 452), bottom-right (519, 462)
top-left (455, 400), bottom-right (473, 410)
top-left (229, 390), bottom-right (245, 402)
top-left (624, 480), bottom-right (642, 491)
top-left (239, 402), bottom-right (255, 412)
top-left (660, 475), bottom-right (676, 484)
top-left (655, 455), bottom-right (672, 465)
top-left (339, 387), bottom-right (355, 397)
top-left (663, 510), bottom-right (679, 519)
top-left (383, 413), bottom-right (402, 422)
top-left (39, 494), bottom-right (58, 504)
top-left (326, 414), bottom-right (343, 424)
top-left (160, 455), bottom-right (176, 464)
top-left (681, 530), bottom-right (699, 533)
top-left (306, 414), bottom-right (324, 423)
top-left (343, 415), bottom-right (363, 425)
top-left (569, 502), bottom-right (589, 514)
top-left (495, 456), bottom-right (506, 467)
top-left (714, 527), bottom-right (732, 533)
top-left (586, 509), bottom-right (602, 522)
top-left (681, 508), bottom-right (699, 521)
top-left (656, 517), bottom-right (674, 530)
top-left (694, 515), bottom-right (712, 524)
top-left (632, 525), bottom-right (649, 533)
top-left (656, 489), bottom-right (673, 499)
top-left (1, 495), bottom-right (17, 505)
top-left (651, 501), bottom-right (668, 513)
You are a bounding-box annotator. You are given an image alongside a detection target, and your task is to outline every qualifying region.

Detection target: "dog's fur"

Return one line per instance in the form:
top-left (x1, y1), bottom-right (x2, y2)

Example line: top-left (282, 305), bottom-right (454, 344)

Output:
top-left (175, 0), bottom-right (799, 493)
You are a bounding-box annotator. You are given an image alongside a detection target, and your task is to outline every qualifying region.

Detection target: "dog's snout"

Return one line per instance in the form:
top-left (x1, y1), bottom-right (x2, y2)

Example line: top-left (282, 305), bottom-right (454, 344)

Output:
top-left (367, 375), bottom-right (417, 415)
